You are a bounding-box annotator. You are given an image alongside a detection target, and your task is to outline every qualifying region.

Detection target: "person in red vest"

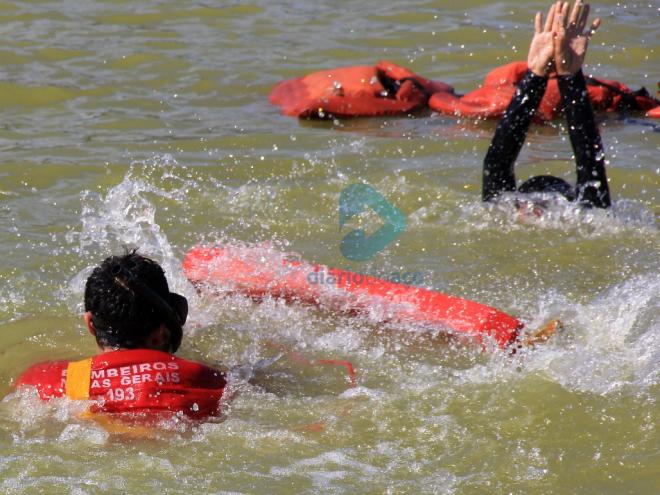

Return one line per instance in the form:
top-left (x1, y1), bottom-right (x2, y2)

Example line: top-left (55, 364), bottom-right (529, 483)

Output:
top-left (483, 1), bottom-right (611, 209)
top-left (15, 251), bottom-right (228, 422)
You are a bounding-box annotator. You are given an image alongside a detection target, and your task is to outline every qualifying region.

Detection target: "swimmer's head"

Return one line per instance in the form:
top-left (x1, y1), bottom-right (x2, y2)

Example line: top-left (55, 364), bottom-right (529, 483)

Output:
top-left (84, 250), bottom-right (188, 353)
top-left (510, 175), bottom-right (576, 219)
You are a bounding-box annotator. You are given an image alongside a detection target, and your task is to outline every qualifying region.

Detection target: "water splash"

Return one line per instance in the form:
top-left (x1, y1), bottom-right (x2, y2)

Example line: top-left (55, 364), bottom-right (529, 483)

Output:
top-left (59, 155), bottom-right (659, 401)
top-left (66, 154), bottom-right (211, 325)
top-left (453, 193), bottom-right (657, 237)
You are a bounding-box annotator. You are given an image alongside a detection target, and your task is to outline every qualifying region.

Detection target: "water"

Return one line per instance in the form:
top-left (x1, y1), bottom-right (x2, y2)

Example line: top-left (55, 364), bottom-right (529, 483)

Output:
top-left (0, 0), bottom-right (658, 493)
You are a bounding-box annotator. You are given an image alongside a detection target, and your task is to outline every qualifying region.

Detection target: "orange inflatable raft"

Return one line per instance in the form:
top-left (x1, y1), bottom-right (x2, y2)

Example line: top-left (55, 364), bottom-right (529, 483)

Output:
top-left (183, 245), bottom-right (524, 349)
top-left (269, 60), bottom-right (454, 118)
top-left (429, 61), bottom-right (660, 121)
top-left (270, 61), bottom-right (660, 120)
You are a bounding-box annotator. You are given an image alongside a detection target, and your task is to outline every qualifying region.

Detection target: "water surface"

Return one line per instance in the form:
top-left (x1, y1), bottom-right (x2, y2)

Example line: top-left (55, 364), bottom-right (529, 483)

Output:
top-left (0, 1), bottom-right (658, 493)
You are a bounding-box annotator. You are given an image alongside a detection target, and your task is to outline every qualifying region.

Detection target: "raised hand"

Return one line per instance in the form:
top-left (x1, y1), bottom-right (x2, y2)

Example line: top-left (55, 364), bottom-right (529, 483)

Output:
top-left (554, 1), bottom-right (601, 76)
top-left (527, 2), bottom-right (560, 77)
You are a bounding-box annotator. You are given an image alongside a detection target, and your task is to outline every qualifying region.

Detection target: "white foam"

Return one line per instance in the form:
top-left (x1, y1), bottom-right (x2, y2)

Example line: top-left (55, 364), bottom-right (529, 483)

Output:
top-left (463, 193), bottom-right (657, 237)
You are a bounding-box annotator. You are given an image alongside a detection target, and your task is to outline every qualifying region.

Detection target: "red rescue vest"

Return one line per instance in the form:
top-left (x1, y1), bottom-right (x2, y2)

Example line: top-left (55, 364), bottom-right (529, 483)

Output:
top-left (429, 61), bottom-right (660, 121)
top-left (269, 60), bottom-right (454, 118)
top-left (15, 349), bottom-right (227, 420)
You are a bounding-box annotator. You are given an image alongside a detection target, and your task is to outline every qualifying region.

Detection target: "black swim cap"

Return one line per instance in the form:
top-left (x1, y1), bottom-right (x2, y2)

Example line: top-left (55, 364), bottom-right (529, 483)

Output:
top-left (519, 175), bottom-right (575, 201)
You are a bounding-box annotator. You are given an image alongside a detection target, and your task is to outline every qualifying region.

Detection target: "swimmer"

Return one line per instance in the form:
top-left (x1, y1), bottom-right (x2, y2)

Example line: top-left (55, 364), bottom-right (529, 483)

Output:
top-left (15, 250), bottom-right (228, 421)
top-left (483, 1), bottom-right (611, 209)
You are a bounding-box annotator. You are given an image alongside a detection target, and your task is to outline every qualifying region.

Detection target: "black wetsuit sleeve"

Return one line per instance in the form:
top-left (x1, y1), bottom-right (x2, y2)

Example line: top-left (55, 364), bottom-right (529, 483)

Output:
top-left (558, 70), bottom-right (611, 208)
top-left (482, 70), bottom-right (548, 202)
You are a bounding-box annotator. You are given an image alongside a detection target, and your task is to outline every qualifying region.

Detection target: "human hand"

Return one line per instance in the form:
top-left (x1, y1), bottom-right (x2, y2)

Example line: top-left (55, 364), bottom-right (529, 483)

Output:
top-left (527, 2), bottom-right (560, 77)
top-left (554, 1), bottom-right (601, 76)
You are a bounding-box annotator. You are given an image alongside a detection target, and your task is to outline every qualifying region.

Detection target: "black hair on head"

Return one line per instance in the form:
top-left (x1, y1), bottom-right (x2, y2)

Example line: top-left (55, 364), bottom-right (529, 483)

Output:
top-left (84, 248), bottom-right (170, 349)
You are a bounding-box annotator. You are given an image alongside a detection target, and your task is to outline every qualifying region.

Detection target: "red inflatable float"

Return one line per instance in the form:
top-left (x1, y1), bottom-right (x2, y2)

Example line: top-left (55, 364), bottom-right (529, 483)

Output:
top-left (183, 245), bottom-right (524, 349)
top-left (270, 61), bottom-right (660, 121)
top-left (429, 61), bottom-right (660, 121)
top-left (269, 60), bottom-right (454, 118)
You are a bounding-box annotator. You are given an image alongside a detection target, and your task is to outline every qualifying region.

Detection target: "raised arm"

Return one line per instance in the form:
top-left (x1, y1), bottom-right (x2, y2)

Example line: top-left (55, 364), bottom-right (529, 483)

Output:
top-left (482, 3), bottom-right (560, 202)
top-left (482, 73), bottom-right (548, 201)
top-left (554, 1), bottom-right (611, 207)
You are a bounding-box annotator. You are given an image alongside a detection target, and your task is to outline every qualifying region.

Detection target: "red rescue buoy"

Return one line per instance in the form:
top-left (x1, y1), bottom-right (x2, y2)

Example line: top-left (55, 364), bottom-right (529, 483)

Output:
top-left (183, 245), bottom-right (523, 349)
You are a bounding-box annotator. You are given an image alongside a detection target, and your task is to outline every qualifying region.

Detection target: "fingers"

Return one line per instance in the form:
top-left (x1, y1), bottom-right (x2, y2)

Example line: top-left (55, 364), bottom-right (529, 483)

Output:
top-left (569, 0), bottom-right (582, 26)
top-left (587, 18), bottom-right (601, 39)
top-left (577, 3), bottom-right (590, 32)
top-left (552, 2), bottom-right (569, 32)
top-left (553, 4), bottom-right (566, 60)
top-left (535, 12), bottom-right (542, 34)
top-left (544, 2), bottom-right (558, 32)
top-left (561, 2), bottom-right (571, 28)
top-left (553, 22), bottom-right (563, 53)
top-left (553, 3), bottom-right (566, 33)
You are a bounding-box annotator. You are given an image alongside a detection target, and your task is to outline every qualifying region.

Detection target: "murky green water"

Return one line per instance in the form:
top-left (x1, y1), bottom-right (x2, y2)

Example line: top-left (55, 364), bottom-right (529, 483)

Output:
top-left (0, 0), bottom-right (658, 493)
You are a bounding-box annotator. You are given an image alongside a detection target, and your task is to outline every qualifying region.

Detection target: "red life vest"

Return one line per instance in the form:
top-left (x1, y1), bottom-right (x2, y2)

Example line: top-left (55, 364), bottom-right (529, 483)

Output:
top-left (429, 61), bottom-right (660, 121)
top-left (269, 60), bottom-right (454, 118)
top-left (15, 349), bottom-right (227, 420)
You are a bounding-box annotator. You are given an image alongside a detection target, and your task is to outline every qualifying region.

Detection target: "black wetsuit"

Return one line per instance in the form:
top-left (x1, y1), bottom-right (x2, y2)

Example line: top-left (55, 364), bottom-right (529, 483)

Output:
top-left (482, 69), bottom-right (611, 208)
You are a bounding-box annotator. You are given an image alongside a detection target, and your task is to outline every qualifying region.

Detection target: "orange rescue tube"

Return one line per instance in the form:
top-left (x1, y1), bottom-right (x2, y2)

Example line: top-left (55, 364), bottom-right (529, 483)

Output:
top-left (183, 245), bottom-right (524, 349)
top-left (269, 60), bottom-right (454, 118)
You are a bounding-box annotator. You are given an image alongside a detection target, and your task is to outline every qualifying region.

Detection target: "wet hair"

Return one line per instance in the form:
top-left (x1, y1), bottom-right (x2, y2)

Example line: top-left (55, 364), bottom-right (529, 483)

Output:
top-left (84, 250), bottom-right (186, 351)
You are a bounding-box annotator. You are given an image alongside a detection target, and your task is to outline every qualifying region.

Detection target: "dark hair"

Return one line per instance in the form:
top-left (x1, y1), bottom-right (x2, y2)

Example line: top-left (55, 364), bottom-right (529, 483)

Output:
top-left (84, 250), bottom-right (184, 351)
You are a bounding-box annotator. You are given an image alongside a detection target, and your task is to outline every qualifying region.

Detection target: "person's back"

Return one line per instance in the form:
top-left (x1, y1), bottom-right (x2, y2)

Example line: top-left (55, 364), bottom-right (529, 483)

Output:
top-left (14, 251), bottom-right (228, 422)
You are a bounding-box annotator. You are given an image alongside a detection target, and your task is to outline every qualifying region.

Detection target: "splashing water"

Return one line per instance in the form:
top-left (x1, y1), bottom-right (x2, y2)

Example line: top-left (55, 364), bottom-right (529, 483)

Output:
top-left (0, 0), bottom-right (658, 490)
top-left (61, 157), bottom-right (659, 398)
